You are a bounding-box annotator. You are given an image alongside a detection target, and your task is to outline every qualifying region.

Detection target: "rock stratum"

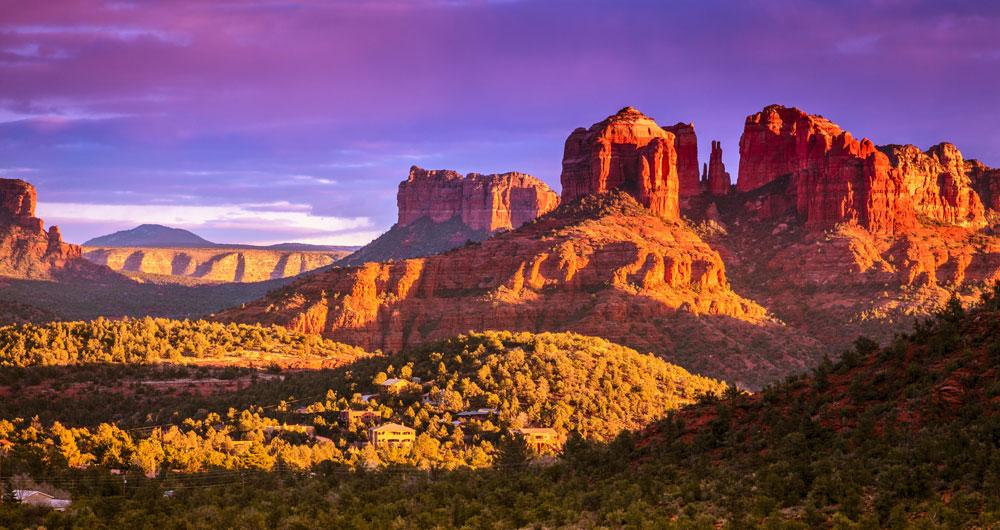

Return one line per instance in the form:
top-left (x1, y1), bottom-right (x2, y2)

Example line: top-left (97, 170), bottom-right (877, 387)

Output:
top-left (83, 246), bottom-right (350, 283)
top-left (339, 166), bottom-right (558, 266)
top-left (0, 178), bottom-right (85, 279)
top-left (219, 192), bottom-right (823, 389)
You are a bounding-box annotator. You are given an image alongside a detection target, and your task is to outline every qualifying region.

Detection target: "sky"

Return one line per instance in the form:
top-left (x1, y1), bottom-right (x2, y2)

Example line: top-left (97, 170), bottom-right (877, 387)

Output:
top-left (1, 0), bottom-right (998, 246)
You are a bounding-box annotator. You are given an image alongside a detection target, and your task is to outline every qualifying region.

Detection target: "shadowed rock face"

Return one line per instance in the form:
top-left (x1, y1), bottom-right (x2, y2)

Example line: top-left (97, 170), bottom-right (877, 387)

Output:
top-left (736, 104), bottom-right (988, 233)
top-left (0, 178), bottom-right (83, 279)
top-left (560, 107), bottom-right (683, 220)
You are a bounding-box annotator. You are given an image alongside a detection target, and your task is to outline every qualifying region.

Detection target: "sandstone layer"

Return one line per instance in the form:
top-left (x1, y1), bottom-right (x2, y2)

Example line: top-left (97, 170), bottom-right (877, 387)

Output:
top-left (83, 246), bottom-right (349, 283)
top-left (560, 107), bottom-right (682, 220)
top-left (219, 193), bottom-right (823, 389)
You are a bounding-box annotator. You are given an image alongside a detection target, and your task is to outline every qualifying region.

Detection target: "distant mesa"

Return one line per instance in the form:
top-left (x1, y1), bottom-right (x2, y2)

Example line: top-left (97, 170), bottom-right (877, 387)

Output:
top-left (83, 224), bottom-right (215, 248)
top-left (339, 165), bottom-right (558, 266)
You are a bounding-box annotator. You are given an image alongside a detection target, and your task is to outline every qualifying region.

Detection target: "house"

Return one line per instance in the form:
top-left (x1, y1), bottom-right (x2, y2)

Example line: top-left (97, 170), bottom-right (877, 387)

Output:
top-left (264, 424), bottom-right (316, 438)
top-left (368, 422), bottom-right (416, 448)
top-left (513, 427), bottom-right (561, 450)
top-left (13, 490), bottom-right (71, 511)
top-left (360, 393), bottom-right (378, 403)
top-left (378, 378), bottom-right (410, 393)
top-left (340, 409), bottom-right (380, 426)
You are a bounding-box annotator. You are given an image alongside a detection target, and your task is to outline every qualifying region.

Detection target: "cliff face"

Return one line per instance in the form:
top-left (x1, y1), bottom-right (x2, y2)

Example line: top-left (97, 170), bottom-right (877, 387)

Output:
top-left (0, 178), bottom-right (83, 279)
top-left (706, 140), bottom-right (731, 196)
top-left (879, 143), bottom-right (985, 228)
top-left (397, 166), bottom-right (559, 232)
top-left (736, 105), bottom-right (988, 233)
top-left (560, 107), bottom-right (682, 220)
top-left (219, 193), bottom-right (824, 389)
top-left (83, 246), bottom-right (348, 283)
top-left (663, 122), bottom-right (701, 197)
top-left (966, 159), bottom-right (1000, 214)
top-left (342, 167), bottom-right (558, 267)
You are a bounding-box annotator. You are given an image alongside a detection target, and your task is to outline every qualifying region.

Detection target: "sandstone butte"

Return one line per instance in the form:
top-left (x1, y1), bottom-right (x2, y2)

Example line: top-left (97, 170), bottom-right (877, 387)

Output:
top-left (83, 246), bottom-right (349, 283)
top-left (690, 104), bottom-right (1000, 352)
top-left (217, 192), bottom-right (822, 389)
top-left (340, 166), bottom-right (558, 266)
top-left (0, 178), bottom-right (84, 279)
top-left (706, 140), bottom-right (732, 197)
top-left (736, 104), bottom-right (986, 232)
top-left (561, 107), bottom-right (687, 219)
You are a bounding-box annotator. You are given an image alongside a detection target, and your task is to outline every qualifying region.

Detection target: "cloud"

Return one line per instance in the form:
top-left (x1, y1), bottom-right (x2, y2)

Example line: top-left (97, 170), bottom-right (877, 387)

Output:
top-left (36, 200), bottom-right (375, 245)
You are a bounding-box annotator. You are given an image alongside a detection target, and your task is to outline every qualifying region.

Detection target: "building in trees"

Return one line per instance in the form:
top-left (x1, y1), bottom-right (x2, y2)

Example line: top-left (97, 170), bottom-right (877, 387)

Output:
top-left (368, 423), bottom-right (415, 448)
top-left (513, 427), bottom-right (560, 451)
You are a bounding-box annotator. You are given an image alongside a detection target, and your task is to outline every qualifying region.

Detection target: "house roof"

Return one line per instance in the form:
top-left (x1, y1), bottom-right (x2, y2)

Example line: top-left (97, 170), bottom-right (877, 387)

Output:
top-left (371, 422), bottom-right (415, 433)
top-left (14, 490), bottom-right (54, 501)
top-left (380, 378), bottom-right (407, 386)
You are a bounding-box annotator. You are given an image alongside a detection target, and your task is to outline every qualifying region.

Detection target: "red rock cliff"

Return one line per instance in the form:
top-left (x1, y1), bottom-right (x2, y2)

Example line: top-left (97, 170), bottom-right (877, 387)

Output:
top-left (966, 159), bottom-right (1000, 214)
top-left (397, 166), bottom-right (559, 232)
top-left (663, 122), bottom-right (700, 197)
top-left (878, 143), bottom-right (985, 228)
top-left (0, 178), bottom-right (82, 278)
top-left (560, 107), bottom-right (681, 220)
top-left (736, 105), bottom-right (989, 233)
top-left (707, 141), bottom-right (731, 196)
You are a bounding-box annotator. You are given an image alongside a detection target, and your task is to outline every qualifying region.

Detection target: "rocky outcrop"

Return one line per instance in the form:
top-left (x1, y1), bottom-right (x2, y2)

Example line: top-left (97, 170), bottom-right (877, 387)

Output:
top-left (735, 105), bottom-right (990, 233)
top-left (707, 141), bottom-right (731, 196)
top-left (397, 166), bottom-right (558, 232)
top-left (967, 159), bottom-right (1000, 213)
top-left (560, 107), bottom-right (682, 220)
top-left (663, 122), bottom-right (700, 197)
top-left (83, 246), bottom-right (349, 283)
top-left (343, 167), bottom-right (558, 267)
top-left (0, 178), bottom-right (83, 279)
top-left (219, 193), bottom-right (824, 389)
top-left (879, 143), bottom-right (985, 228)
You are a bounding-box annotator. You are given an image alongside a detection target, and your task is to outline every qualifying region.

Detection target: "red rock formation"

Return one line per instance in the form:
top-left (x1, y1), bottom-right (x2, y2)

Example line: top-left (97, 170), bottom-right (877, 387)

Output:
top-left (663, 122), bottom-right (700, 197)
top-left (219, 193), bottom-right (823, 388)
top-left (966, 159), bottom-right (1000, 213)
top-left (397, 166), bottom-right (558, 232)
top-left (879, 143), bottom-right (985, 228)
top-left (735, 105), bottom-right (989, 233)
top-left (707, 141), bottom-right (731, 196)
top-left (0, 178), bottom-right (82, 278)
top-left (560, 107), bottom-right (681, 220)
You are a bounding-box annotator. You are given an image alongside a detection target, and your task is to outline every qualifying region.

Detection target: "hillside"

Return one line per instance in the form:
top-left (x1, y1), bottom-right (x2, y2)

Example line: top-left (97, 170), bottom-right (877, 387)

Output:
top-left (83, 224), bottom-right (213, 247)
top-left (6, 288), bottom-right (999, 529)
top-left (83, 246), bottom-right (350, 283)
top-left (0, 329), bottom-right (722, 476)
top-left (219, 192), bottom-right (823, 389)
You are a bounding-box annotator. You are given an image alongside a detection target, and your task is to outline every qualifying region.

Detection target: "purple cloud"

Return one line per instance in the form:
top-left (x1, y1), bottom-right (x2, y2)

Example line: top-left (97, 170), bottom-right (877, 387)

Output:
top-left (0, 0), bottom-right (998, 244)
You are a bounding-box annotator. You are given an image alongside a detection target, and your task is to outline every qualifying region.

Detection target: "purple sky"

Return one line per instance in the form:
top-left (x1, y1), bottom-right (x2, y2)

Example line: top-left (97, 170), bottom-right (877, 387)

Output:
top-left (1, 0), bottom-right (998, 245)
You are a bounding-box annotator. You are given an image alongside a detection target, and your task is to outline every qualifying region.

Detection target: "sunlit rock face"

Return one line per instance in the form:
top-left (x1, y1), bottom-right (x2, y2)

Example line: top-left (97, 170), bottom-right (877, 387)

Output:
top-left (560, 107), bottom-right (682, 220)
top-left (0, 178), bottom-right (83, 279)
